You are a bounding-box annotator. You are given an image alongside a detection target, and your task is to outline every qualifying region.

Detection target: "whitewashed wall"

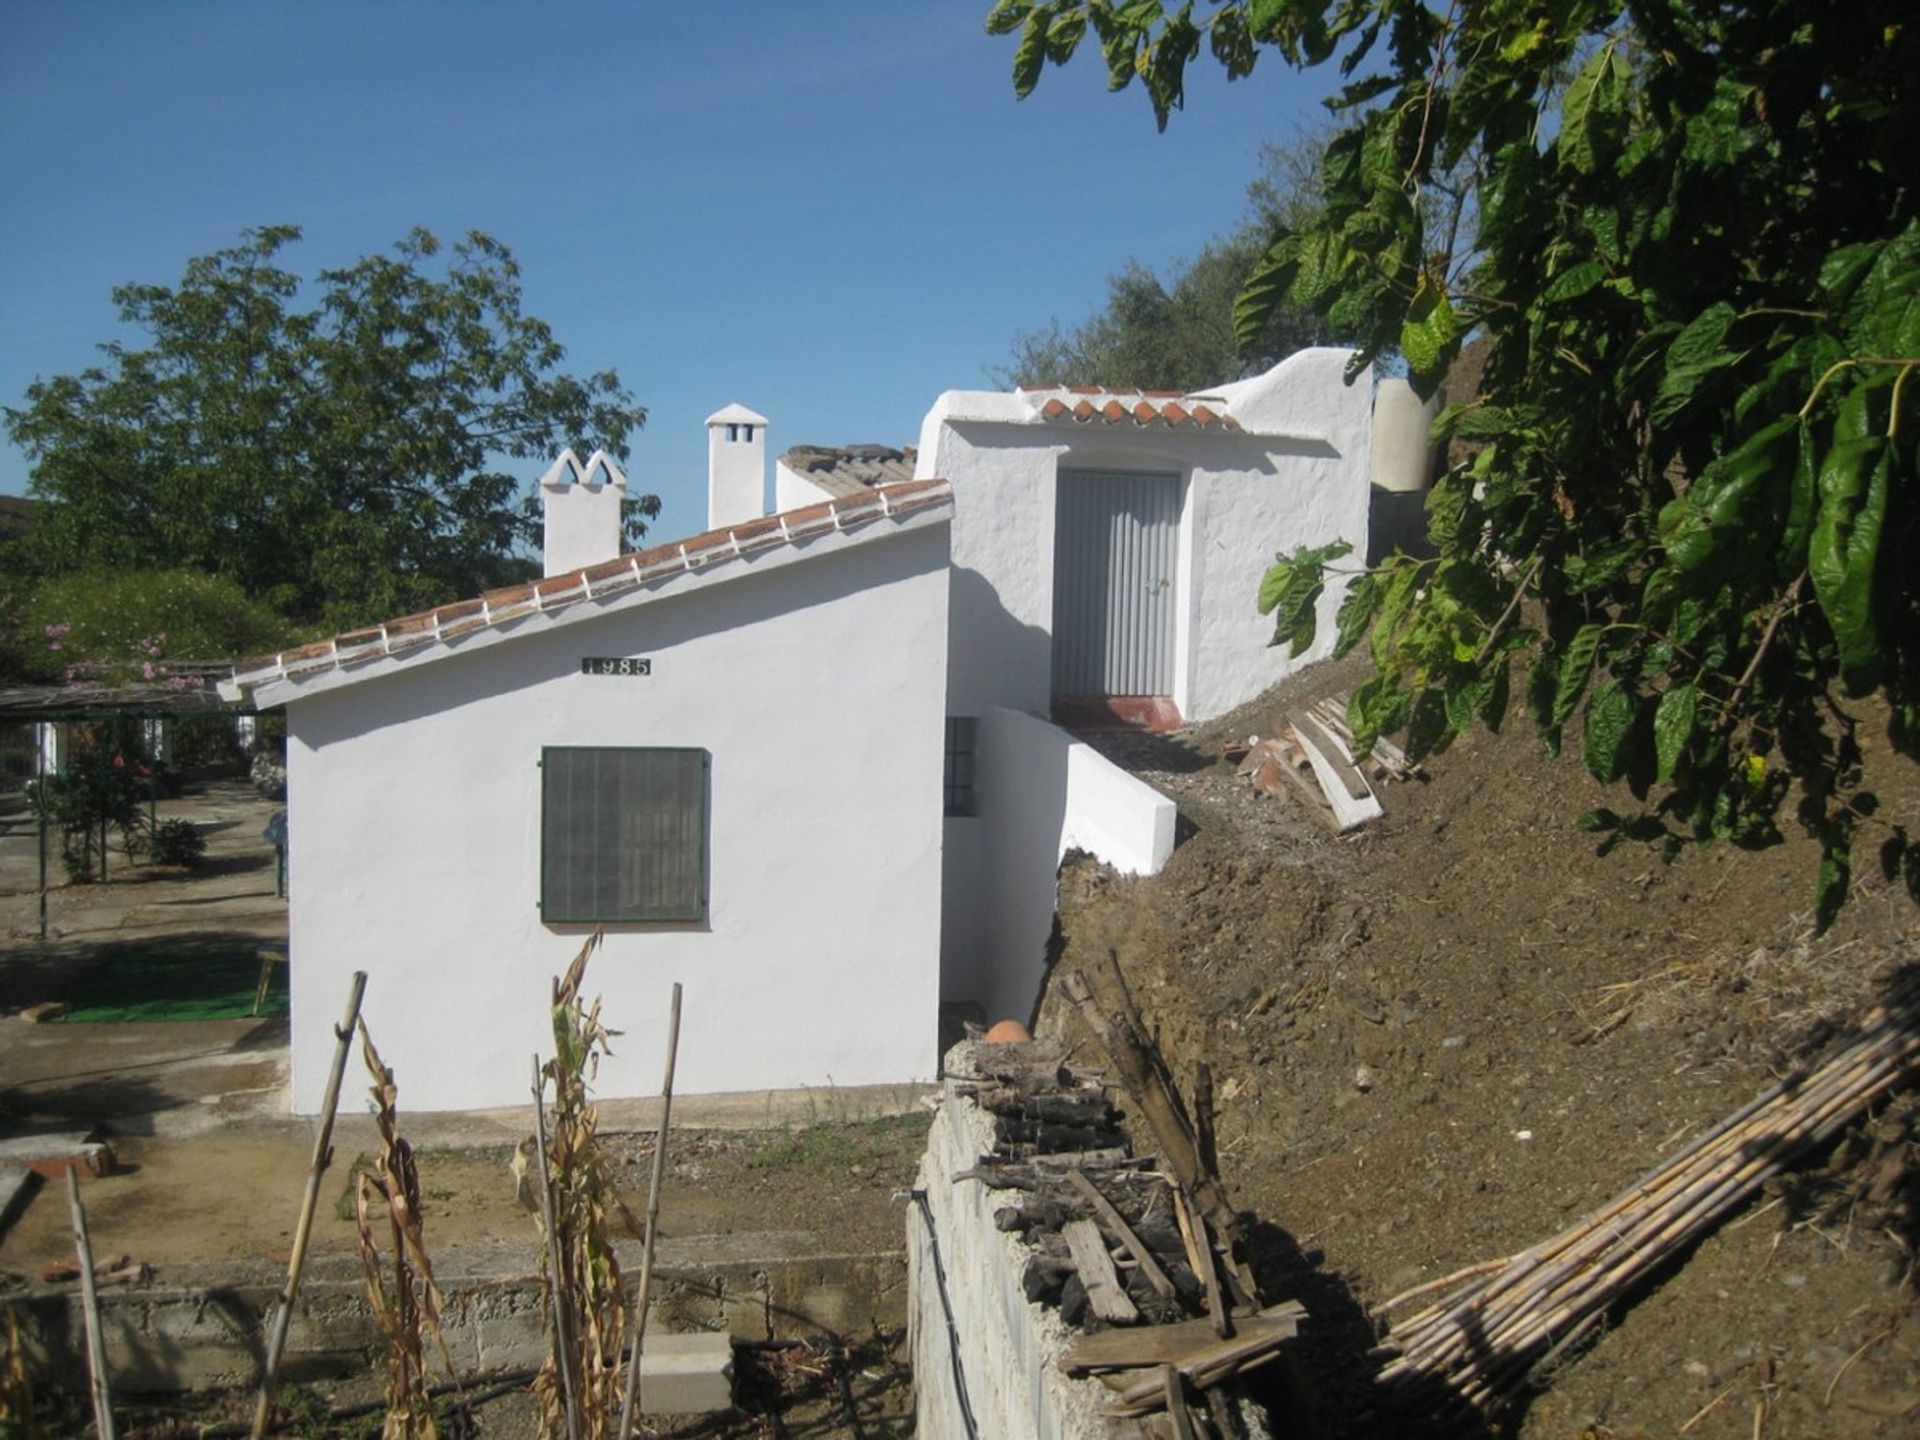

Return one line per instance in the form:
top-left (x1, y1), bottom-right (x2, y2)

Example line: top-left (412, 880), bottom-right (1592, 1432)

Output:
top-left (970, 706), bottom-right (1174, 1026)
top-left (773, 458), bottom-right (835, 514)
top-left (281, 521), bottom-right (949, 1113)
top-left (917, 348), bottom-right (1373, 726)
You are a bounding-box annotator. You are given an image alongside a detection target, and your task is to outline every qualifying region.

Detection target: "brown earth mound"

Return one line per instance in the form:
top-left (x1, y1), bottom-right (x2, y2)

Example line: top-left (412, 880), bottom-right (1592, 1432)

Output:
top-left (1041, 655), bottom-right (1920, 1439)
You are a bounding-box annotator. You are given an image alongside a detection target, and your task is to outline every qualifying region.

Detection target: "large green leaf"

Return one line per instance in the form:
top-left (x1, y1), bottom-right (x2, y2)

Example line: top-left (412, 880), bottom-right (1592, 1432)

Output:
top-left (1808, 432), bottom-right (1893, 672)
top-left (1013, 6), bottom-right (1051, 98)
top-left (1552, 622), bottom-right (1605, 726)
top-left (1652, 683), bottom-right (1697, 783)
top-left (1232, 231), bottom-right (1298, 353)
top-left (1543, 260), bottom-right (1605, 304)
top-left (1843, 224), bottom-right (1920, 355)
top-left (1557, 43), bottom-right (1629, 176)
top-left (1651, 302), bottom-right (1741, 427)
top-left (1399, 276), bottom-right (1456, 391)
top-left (1581, 679), bottom-right (1636, 783)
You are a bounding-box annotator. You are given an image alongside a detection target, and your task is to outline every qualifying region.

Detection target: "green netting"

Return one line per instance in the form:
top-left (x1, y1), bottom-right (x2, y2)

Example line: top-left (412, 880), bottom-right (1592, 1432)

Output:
top-left (59, 941), bottom-right (286, 1023)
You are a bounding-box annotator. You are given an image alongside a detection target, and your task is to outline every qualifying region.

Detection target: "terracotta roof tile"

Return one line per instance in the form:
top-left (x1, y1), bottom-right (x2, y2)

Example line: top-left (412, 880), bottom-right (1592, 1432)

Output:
top-left (226, 478), bottom-right (953, 699)
top-left (1020, 383), bottom-right (1243, 433)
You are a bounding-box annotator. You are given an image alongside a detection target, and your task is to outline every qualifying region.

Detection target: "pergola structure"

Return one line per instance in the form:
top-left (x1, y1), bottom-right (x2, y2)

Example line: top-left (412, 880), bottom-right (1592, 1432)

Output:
top-left (0, 663), bottom-right (245, 940)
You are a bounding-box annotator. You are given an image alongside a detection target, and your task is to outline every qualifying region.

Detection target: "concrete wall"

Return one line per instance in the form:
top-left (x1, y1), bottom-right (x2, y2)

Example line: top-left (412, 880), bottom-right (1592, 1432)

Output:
top-left (908, 1055), bottom-right (1126, 1440)
top-left (18, 1238), bottom-right (905, 1393)
top-left (282, 520), bottom-right (949, 1113)
top-left (917, 348), bottom-right (1372, 726)
top-left (966, 707), bottom-right (1174, 1025)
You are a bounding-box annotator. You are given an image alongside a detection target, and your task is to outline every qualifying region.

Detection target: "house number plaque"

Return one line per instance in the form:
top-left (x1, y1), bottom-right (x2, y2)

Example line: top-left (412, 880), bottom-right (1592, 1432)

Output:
top-left (581, 657), bottom-right (651, 676)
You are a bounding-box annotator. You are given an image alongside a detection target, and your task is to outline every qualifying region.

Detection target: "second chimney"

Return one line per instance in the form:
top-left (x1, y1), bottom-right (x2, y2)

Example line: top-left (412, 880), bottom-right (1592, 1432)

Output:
top-left (706, 403), bottom-right (768, 529)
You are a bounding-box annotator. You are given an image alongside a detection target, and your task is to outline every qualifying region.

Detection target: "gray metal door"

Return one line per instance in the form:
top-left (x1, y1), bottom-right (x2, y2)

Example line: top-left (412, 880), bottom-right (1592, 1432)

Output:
top-left (1052, 470), bottom-right (1179, 697)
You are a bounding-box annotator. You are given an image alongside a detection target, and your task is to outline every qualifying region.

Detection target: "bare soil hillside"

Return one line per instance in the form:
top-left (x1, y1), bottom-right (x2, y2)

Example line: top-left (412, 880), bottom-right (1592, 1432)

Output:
top-left (1039, 656), bottom-right (1920, 1439)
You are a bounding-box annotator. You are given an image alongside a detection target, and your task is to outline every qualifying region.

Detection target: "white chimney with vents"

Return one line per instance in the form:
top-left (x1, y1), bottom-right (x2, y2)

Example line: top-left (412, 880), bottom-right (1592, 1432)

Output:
top-left (706, 403), bottom-right (768, 529)
top-left (540, 449), bottom-right (627, 577)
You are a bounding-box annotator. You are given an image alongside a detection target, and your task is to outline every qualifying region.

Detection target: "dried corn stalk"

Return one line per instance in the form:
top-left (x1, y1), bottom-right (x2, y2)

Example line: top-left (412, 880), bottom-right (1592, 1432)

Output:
top-left (354, 1022), bottom-right (455, 1440)
top-left (534, 933), bottom-right (642, 1440)
top-left (0, 1307), bottom-right (43, 1440)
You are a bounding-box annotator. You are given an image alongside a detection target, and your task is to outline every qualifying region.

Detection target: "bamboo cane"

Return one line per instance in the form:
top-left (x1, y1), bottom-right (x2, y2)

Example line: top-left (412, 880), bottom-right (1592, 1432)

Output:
top-left (251, 969), bottom-right (366, 1440)
top-left (617, 981), bottom-right (683, 1440)
top-left (67, 1168), bottom-right (115, 1440)
top-left (1372, 994), bottom-right (1920, 1421)
top-left (1386, 1016), bottom-right (1920, 1369)
top-left (533, 1054), bottom-right (582, 1440)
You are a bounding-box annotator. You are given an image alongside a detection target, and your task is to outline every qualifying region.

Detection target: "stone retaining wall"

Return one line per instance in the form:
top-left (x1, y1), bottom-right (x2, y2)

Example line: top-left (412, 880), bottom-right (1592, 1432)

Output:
top-left (909, 1051), bottom-right (1119, 1439)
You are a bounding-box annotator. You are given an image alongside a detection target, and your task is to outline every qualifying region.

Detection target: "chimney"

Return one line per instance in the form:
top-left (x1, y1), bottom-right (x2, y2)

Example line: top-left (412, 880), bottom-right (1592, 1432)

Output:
top-left (706, 403), bottom-right (768, 529)
top-left (539, 449), bottom-right (627, 577)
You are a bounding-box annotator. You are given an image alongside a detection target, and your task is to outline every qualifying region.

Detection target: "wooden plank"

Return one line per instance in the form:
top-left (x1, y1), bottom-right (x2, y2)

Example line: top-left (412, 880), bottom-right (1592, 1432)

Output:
top-left (1107, 1324), bottom-right (1300, 1417)
top-left (1163, 1367), bottom-right (1197, 1440)
top-left (1063, 1218), bottom-right (1140, 1325)
top-left (1173, 1185), bottom-right (1232, 1340)
top-left (1066, 1169), bottom-right (1178, 1303)
top-left (1062, 1303), bottom-right (1305, 1373)
top-left (1288, 714), bottom-right (1382, 830)
top-left (1061, 967), bottom-right (1239, 1243)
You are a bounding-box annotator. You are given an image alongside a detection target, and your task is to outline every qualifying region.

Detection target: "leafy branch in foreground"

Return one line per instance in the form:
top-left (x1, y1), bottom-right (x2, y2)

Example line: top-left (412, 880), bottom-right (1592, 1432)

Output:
top-left (993, 0), bottom-right (1919, 924)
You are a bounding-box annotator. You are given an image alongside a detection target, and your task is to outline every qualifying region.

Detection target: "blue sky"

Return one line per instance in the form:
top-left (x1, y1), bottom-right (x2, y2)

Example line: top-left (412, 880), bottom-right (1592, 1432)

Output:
top-left (0, 3), bottom-right (1330, 541)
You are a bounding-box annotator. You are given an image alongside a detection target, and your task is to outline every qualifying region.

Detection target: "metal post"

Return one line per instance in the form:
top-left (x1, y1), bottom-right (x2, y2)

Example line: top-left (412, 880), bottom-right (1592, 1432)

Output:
top-left (38, 785), bottom-right (48, 942)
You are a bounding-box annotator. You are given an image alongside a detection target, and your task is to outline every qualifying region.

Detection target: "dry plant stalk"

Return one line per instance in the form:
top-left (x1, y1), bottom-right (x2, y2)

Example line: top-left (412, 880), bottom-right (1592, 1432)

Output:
top-left (535, 933), bottom-right (643, 1440)
top-left (0, 1306), bottom-right (43, 1440)
top-left (354, 1021), bottom-right (456, 1440)
top-left (1373, 977), bottom-right (1920, 1430)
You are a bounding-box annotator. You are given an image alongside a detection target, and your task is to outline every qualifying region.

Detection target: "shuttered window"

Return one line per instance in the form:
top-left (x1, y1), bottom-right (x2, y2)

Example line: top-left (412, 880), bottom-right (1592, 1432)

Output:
top-left (540, 747), bottom-right (709, 924)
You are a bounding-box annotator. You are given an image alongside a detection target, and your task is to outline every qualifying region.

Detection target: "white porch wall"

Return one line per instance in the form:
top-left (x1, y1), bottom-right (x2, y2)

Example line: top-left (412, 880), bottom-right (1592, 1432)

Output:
top-left (970, 707), bottom-right (1174, 1026)
top-left (282, 523), bottom-right (948, 1114)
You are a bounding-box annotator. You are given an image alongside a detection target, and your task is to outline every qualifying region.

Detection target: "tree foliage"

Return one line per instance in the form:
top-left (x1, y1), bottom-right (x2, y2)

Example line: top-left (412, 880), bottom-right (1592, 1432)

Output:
top-left (6, 226), bottom-right (655, 628)
top-left (1002, 227), bottom-right (1334, 391)
top-left (22, 569), bottom-right (294, 683)
top-left (992, 0), bottom-right (1919, 922)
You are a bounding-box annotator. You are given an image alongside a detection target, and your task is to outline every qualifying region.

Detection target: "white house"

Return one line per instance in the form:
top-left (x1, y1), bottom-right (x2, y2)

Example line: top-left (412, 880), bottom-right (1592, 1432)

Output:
top-left (224, 439), bottom-right (953, 1114)
top-left (231, 351), bottom-right (1382, 1112)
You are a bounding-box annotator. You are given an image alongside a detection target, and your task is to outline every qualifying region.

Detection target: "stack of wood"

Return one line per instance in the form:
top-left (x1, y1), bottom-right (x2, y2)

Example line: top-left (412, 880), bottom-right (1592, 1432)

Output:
top-left (1225, 692), bottom-right (1417, 832)
top-left (1372, 976), bottom-right (1920, 1430)
top-left (951, 951), bottom-right (1307, 1433)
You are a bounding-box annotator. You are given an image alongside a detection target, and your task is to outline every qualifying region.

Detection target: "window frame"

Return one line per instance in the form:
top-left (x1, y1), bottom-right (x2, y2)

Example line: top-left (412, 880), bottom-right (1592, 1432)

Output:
top-left (538, 745), bottom-right (711, 926)
top-left (944, 716), bottom-right (978, 818)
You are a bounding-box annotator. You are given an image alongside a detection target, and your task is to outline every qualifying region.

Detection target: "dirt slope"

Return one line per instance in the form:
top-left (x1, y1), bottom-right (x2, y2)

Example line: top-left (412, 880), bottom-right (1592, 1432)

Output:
top-left (1037, 656), bottom-right (1919, 1439)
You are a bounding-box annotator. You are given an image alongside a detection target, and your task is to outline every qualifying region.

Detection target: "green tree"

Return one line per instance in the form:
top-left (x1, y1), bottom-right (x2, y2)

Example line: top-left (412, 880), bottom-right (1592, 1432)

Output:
top-left (992, 0), bottom-right (1919, 923)
top-left (1003, 231), bottom-right (1334, 392)
top-left (6, 226), bottom-right (655, 628)
top-left (24, 569), bottom-right (295, 683)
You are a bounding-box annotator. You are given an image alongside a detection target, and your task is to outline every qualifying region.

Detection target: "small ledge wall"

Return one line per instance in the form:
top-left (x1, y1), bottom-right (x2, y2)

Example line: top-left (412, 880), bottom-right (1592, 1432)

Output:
top-left (968, 707), bottom-right (1175, 1025)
